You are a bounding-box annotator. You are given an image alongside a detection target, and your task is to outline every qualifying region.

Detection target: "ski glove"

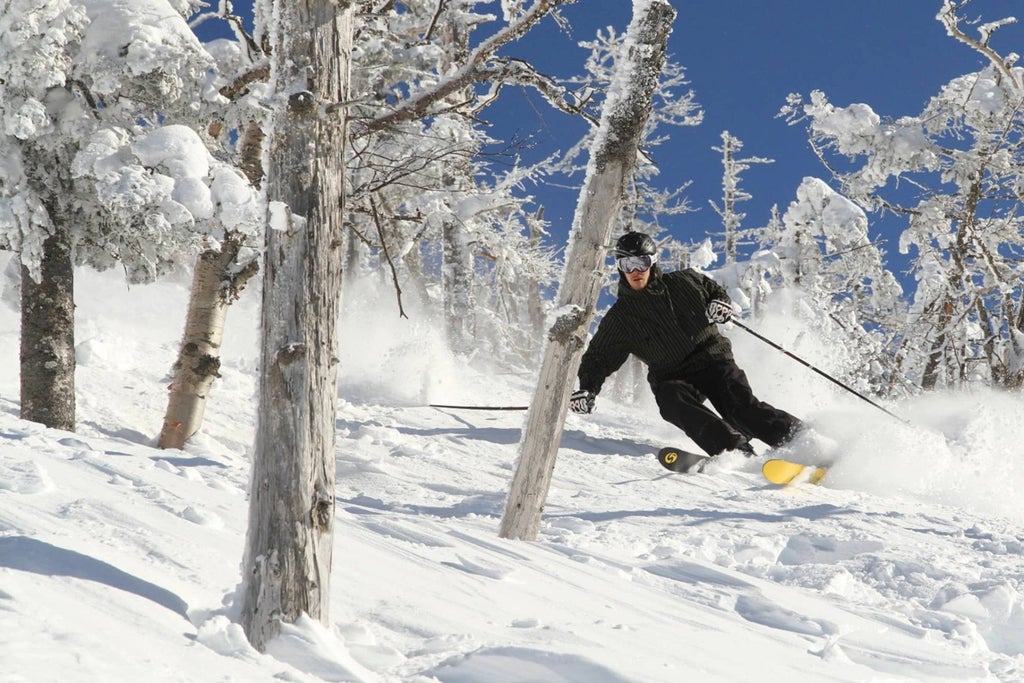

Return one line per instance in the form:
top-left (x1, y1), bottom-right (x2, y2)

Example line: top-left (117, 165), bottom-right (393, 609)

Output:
top-left (706, 299), bottom-right (734, 324)
top-left (569, 389), bottom-right (596, 415)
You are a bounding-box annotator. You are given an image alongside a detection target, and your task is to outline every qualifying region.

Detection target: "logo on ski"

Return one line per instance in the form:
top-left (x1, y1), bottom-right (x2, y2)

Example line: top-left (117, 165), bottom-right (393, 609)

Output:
top-left (657, 447), bottom-right (710, 473)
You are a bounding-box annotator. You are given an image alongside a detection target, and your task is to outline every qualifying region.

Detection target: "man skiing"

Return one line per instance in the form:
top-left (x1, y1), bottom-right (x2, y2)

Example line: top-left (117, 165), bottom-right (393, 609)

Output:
top-left (569, 232), bottom-right (802, 458)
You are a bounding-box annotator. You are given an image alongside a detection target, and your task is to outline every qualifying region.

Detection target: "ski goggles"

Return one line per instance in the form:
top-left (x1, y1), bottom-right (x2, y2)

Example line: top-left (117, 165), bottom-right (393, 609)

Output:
top-left (616, 254), bottom-right (656, 273)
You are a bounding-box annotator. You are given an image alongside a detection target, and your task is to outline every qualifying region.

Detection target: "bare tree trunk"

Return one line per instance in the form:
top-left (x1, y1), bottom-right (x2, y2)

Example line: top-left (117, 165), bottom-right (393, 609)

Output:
top-left (440, 11), bottom-right (477, 355)
top-left (442, 219), bottom-right (476, 352)
top-left (158, 235), bottom-right (257, 449)
top-left (499, 0), bottom-right (675, 541)
top-left (20, 227), bottom-right (75, 431)
top-left (239, 0), bottom-right (353, 652)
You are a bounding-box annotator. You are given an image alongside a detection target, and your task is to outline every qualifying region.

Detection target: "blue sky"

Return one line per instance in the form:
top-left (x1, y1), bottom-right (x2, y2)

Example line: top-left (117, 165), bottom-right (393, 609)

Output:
top-left (195, 1), bottom-right (1023, 278)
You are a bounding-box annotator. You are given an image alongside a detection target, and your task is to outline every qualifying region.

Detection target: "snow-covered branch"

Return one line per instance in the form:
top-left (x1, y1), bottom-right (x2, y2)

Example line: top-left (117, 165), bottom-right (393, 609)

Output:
top-left (938, 0), bottom-right (1021, 90)
top-left (356, 0), bottom-right (577, 134)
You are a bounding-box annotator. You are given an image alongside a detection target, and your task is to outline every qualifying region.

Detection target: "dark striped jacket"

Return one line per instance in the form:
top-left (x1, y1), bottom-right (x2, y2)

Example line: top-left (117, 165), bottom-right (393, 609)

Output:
top-left (577, 267), bottom-right (734, 395)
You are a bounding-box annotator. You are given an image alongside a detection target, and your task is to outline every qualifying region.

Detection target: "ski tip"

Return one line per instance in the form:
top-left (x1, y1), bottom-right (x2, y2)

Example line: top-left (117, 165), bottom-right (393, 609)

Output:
top-left (657, 447), bottom-right (680, 466)
top-left (657, 446), bottom-right (708, 473)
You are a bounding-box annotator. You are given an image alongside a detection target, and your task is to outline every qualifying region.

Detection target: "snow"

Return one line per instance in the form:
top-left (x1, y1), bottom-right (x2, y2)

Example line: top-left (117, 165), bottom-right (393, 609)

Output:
top-left (77, 0), bottom-right (210, 98)
top-left (2, 253), bottom-right (1024, 681)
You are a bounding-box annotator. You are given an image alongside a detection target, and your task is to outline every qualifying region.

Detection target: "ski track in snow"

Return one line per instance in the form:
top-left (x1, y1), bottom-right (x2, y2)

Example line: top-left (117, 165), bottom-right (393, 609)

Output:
top-left (2, 264), bottom-right (1024, 681)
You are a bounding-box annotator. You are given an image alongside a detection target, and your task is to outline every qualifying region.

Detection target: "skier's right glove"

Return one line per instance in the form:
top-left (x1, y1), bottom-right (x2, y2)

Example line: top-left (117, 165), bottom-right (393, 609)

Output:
top-left (706, 299), bottom-right (734, 324)
top-left (569, 389), bottom-right (596, 415)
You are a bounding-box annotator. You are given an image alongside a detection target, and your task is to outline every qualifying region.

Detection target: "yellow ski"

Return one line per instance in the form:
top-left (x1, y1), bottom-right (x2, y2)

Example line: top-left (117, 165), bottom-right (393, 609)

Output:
top-left (762, 458), bottom-right (827, 486)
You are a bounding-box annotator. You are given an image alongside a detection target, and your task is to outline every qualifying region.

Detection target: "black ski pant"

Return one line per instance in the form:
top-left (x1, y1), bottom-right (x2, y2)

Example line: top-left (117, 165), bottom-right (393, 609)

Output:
top-left (653, 358), bottom-right (802, 456)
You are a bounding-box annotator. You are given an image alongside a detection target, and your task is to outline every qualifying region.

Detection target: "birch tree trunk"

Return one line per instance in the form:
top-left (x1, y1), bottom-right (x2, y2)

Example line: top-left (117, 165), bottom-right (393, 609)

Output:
top-left (158, 234), bottom-right (257, 449)
top-left (499, 0), bottom-right (675, 541)
top-left (20, 225), bottom-right (75, 431)
top-left (239, 0), bottom-right (353, 652)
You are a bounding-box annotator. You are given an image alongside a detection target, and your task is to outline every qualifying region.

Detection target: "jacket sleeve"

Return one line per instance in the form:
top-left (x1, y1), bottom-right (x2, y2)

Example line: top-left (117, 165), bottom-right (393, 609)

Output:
top-left (577, 312), bottom-right (631, 395)
top-left (691, 269), bottom-right (730, 305)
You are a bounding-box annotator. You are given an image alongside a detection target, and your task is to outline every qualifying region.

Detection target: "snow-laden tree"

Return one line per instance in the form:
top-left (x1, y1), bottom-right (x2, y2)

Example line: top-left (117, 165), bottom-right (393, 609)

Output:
top-left (778, 178), bottom-right (900, 312)
top-left (0, 0), bottom-right (233, 430)
top-left (784, 2), bottom-right (1024, 389)
top-left (156, 7), bottom-right (273, 450)
top-left (774, 177), bottom-right (903, 392)
top-left (500, 0), bottom-right (676, 541)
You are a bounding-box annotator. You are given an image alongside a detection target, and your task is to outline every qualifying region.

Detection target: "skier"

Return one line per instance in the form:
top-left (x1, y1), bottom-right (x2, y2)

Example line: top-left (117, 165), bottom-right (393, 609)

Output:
top-left (569, 232), bottom-right (802, 458)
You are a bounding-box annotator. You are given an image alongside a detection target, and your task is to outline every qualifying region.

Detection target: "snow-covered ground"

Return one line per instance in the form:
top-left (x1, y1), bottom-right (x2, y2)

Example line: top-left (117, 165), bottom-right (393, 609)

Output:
top-left (2, 256), bottom-right (1023, 682)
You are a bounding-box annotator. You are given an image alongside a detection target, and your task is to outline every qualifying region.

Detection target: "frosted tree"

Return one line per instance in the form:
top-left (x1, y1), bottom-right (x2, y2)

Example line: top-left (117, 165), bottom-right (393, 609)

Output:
top-left (345, 0), bottom-right (580, 358)
top-left (776, 177), bottom-right (902, 390)
top-left (500, 0), bottom-right (676, 541)
top-left (784, 1), bottom-right (1024, 389)
top-left (778, 179), bottom-right (890, 300)
top-left (709, 131), bottom-right (772, 264)
top-left (739, 205), bottom-right (784, 322)
top-left (0, 0), bottom-right (232, 430)
top-left (159, 6), bottom-right (270, 449)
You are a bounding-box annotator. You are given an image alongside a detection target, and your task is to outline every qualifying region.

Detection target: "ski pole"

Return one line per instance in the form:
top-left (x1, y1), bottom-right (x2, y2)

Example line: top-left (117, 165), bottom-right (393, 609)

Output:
top-left (730, 319), bottom-right (911, 426)
top-left (428, 404), bottom-right (529, 411)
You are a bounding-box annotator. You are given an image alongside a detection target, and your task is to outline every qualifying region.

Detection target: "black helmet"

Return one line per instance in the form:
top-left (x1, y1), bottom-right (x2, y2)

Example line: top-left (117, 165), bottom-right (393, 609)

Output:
top-left (614, 232), bottom-right (657, 258)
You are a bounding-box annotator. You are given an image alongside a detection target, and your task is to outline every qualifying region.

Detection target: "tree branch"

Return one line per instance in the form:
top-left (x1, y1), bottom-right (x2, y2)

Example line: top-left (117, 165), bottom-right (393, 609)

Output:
top-left (356, 0), bottom-right (578, 135)
top-left (938, 1), bottom-right (1021, 89)
top-left (368, 197), bottom-right (408, 318)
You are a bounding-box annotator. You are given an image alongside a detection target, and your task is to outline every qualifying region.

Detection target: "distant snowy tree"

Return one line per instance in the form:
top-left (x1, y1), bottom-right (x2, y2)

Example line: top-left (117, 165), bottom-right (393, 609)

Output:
top-left (742, 205), bottom-right (785, 322)
top-left (785, 3), bottom-right (1024, 390)
top-left (709, 131), bottom-right (772, 264)
top-left (778, 178), bottom-right (900, 312)
top-left (500, 0), bottom-right (675, 541)
top-left (0, 0), bottom-right (230, 430)
top-left (435, 3), bottom-right (479, 354)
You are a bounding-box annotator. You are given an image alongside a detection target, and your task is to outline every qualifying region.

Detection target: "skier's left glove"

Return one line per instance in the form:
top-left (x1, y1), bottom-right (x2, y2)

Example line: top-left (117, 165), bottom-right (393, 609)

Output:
top-left (569, 389), bottom-right (596, 414)
top-left (706, 299), bottom-right (734, 324)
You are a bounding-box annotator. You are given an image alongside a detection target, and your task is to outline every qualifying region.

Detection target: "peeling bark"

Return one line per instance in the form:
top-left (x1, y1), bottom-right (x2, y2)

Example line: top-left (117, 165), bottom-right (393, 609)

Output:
top-left (239, 0), bottom-right (354, 652)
